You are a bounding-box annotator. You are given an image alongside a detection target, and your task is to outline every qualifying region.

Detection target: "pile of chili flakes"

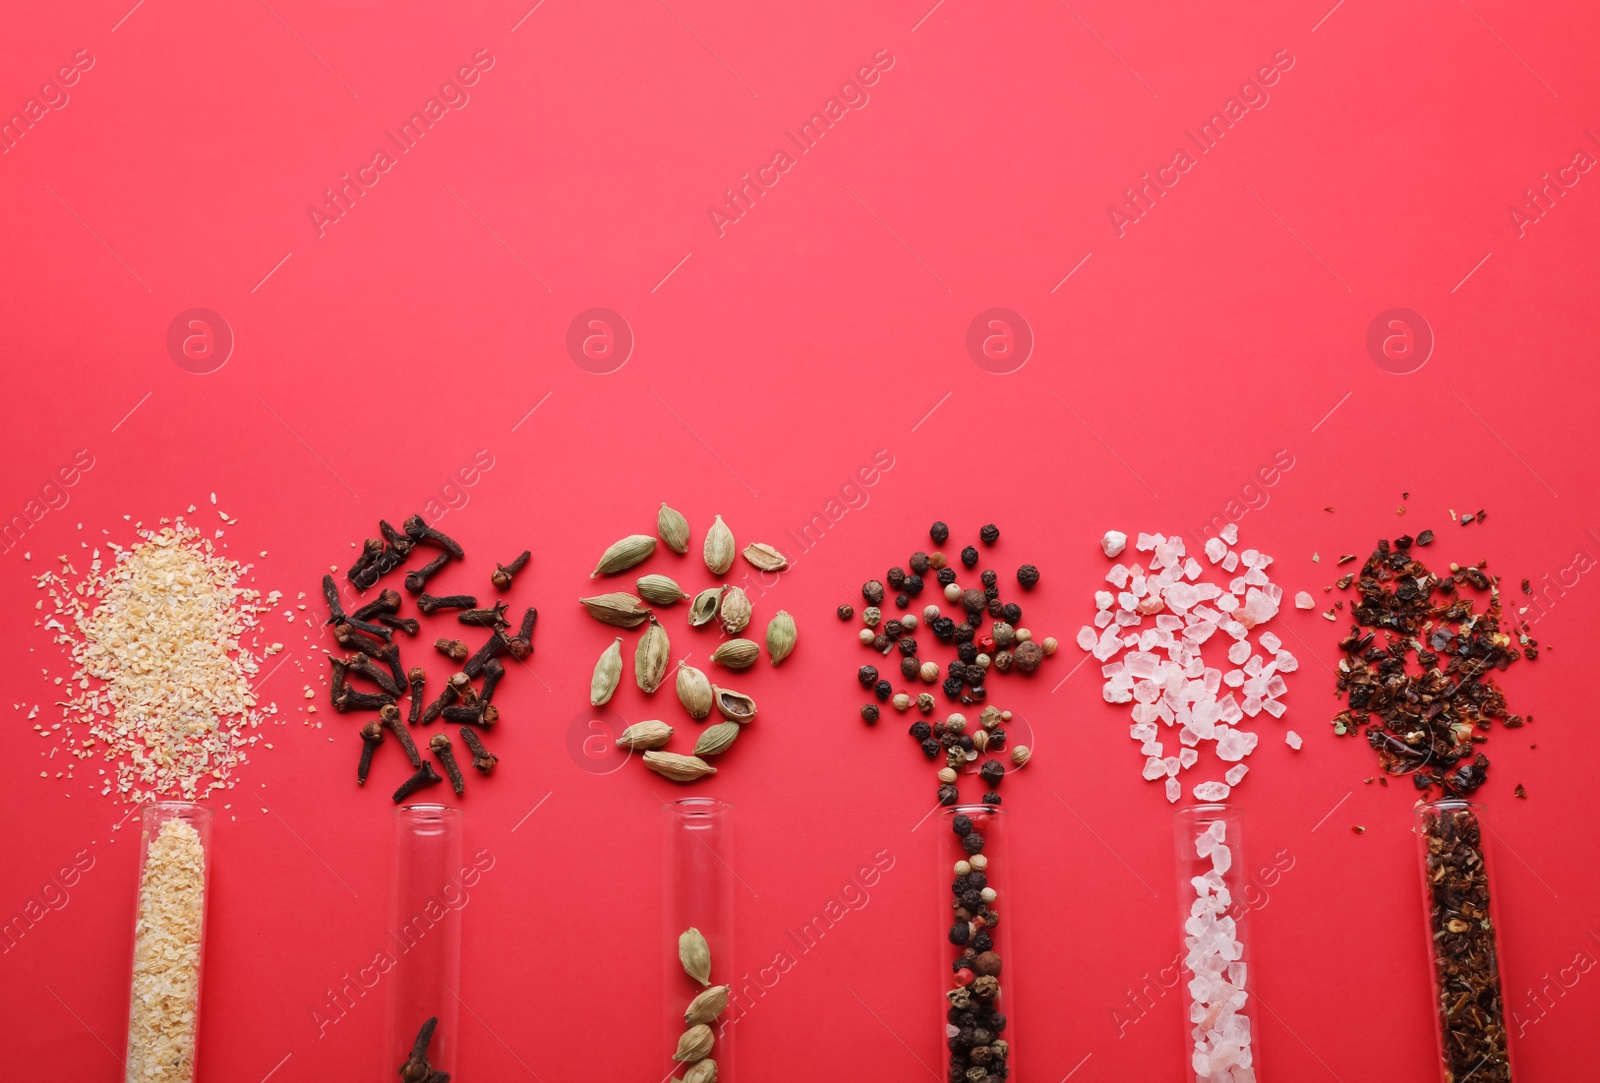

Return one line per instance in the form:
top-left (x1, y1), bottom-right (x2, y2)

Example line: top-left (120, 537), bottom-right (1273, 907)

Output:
top-left (1331, 533), bottom-right (1534, 794)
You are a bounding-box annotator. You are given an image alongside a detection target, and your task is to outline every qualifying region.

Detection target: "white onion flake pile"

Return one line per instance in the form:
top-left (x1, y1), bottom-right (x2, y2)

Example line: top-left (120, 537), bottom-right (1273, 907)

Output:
top-left (1076, 527), bottom-right (1298, 802)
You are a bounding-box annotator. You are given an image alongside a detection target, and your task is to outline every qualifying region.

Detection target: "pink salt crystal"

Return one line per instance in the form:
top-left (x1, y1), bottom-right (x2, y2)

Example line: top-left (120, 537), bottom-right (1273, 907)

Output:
top-left (1193, 780), bottom-right (1231, 801)
top-left (1204, 537), bottom-right (1227, 563)
top-left (1077, 625), bottom-right (1098, 650)
top-left (1220, 524), bottom-right (1238, 544)
top-left (1285, 731), bottom-right (1302, 750)
top-left (1295, 591), bottom-right (1314, 609)
top-left (1224, 763), bottom-right (1249, 786)
top-left (1166, 776), bottom-right (1181, 802)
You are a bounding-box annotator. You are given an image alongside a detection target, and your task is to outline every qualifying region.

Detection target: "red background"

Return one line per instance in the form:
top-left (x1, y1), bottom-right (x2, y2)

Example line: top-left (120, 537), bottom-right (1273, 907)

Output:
top-left (2, 0), bottom-right (1597, 1079)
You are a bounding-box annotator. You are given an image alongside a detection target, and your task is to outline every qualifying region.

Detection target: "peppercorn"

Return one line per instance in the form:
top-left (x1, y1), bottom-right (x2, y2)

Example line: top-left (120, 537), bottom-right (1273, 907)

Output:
top-left (980, 568), bottom-right (997, 588)
top-left (979, 524), bottom-right (999, 545)
top-left (904, 573), bottom-right (925, 596)
top-left (863, 579), bottom-right (885, 604)
top-left (922, 737), bottom-right (942, 758)
top-left (948, 923), bottom-right (970, 945)
top-left (910, 551), bottom-right (931, 574)
top-left (874, 679), bottom-right (892, 701)
top-left (992, 622), bottom-right (1016, 649)
top-left (861, 704), bottom-right (880, 723)
top-left (980, 760), bottom-right (1005, 786)
top-left (961, 588), bottom-right (984, 614)
top-left (918, 692), bottom-right (936, 713)
top-left (929, 551), bottom-right (948, 570)
top-left (986, 597), bottom-right (1003, 618)
top-left (972, 931), bottom-right (994, 954)
top-left (887, 566), bottom-right (907, 590)
top-left (873, 633), bottom-right (892, 652)
top-left (1001, 602), bottom-right (1022, 624)
top-left (961, 832), bottom-right (985, 854)
top-left (961, 545), bottom-right (979, 567)
top-left (958, 734), bottom-right (975, 752)
top-left (982, 791), bottom-right (1002, 805)
top-left (1016, 564), bottom-right (1039, 589)
top-left (983, 584), bottom-right (1000, 600)
top-left (938, 784), bottom-right (960, 806)
top-left (1013, 640), bottom-right (1043, 674)
top-left (837, 604), bottom-right (854, 620)
top-left (954, 622), bottom-right (975, 644)
top-left (992, 650), bottom-right (1013, 672)
top-left (960, 890), bottom-right (983, 911)
top-left (952, 814), bottom-right (973, 835)
top-left (965, 683), bottom-right (986, 702)
top-left (858, 665), bottom-right (879, 687)
top-left (910, 720), bottom-right (932, 741)
top-left (942, 676), bottom-right (963, 698)
top-left (957, 641), bottom-right (978, 664)
top-left (884, 619), bottom-right (904, 639)
top-left (936, 566), bottom-right (958, 587)
top-left (891, 592), bottom-right (907, 609)
top-left (899, 636), bottom-right (919, 656)
top-left (988, 727), bottom-right (1006, 749)
top-left (901, 656), bottom-right (921, 679)
top-left (932, 617), bottom-right (956, 640)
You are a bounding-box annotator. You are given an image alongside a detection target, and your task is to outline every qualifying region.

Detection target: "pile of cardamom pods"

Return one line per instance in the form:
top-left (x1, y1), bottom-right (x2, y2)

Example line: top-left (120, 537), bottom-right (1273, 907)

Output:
top-left (674, 928), bottom-right (726, 1082)
top-left (581, 504), bottom-right (797, 783)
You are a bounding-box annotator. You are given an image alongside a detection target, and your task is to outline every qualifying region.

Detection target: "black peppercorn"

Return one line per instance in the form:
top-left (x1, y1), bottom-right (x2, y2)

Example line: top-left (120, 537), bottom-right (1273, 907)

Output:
top-left (861, 704), bottom-right (880, 723)
top-left (858, 665), bottom-right (879, 687)
top-left (952, 814), bottom-right (973, 835)
top-left (960, 890), bottom-right (983, 910)
top-left (931, 521), bottom-right (950, 544)
top-left (862, 579), bottom-right (885, 604)
top-left (899, 636), bottom-right (919, 656)
top-left (837, 603), bottom-right (854, 620)
top-left (961, 588), bottom-right (984, 614)
top-left (936, 566), bottom-right (958, 587)
top-left (980, 760), bottom-right (1005, 786)
top-left (979, 524), bottom-right (999, 545)
top-left (982, 791), bottom-right (1002, 805)
top-left (885, 619), bottom-right (904, 638)
top-left (887, 566), bottom-right (907, 590)
top-left (986, 597), bottom-right (1004, 618)
top-left (983, 584), bottom-right (1000, 600)
top-left (961, 545), bottom-right (979, 568)
top-left (910, 720), bottom-right (932, 740)
top-left (942, 676), bottom-right (963, 698)
top-left (980, 569), bottom-right (998, 589)
top-left (958, 734), bottom-right (975, 752)
top-left (938, 784), bottom-right (960, 806)
top-left (910, 551), bottom-right (931, 574)
top-left (962, 832), bottom-right (985, 854)
top-left (933, 617), bottom-right (956, 640)
top-left (972, 930), bottom-right (993, 953)
top-left (967, 871), bottom-right (987, 890)
top-left (948, 923), bottom-right (970, 945)
top-left (895, 592), bottom-right (910, 609)
top-left (954, 622), bottom-right (975, 644)
top-left (1001, 602), bottom-right (1021, 624)
top-left (947, 659), bottom-right (965, 677)
top-left (901, 656), bottom-right (920, 679)
top-left (988, 727), bottom-right (1006, 749)
top-left (922, 737), bottom-right (942, 758)
top-left (957, 641), bottom-right (978, 664)
top-left (872, 633), bottom-right (892, 652)
top-left (1016, 564), bottom-right (1039, 589)
top-left (874, 679), bottom-right (892, 701)
top-left (904, 574), bottom-right (924, 596)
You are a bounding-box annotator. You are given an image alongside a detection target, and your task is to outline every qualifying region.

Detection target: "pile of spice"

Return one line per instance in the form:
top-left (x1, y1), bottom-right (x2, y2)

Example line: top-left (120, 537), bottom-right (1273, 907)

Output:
top-left (1183, 820), bottom-right (1254, 1083)
top-left (581, 504), bottom-right (797, 783)
top-left (125, 817), bottom-right (207, 1083)
top-left (945, 810), bottom-right (1011, 1083)
top-left (1329, 532), bottom-right (1533, 793)
top-left (672, 928), bottom-right (724, 1083)
top-left (397, 1016), bottom-right (450, 1082)
top-left (324, 515), bottom-right (528, 802)
top-left (1418, 802), bottom-right (1511, 1082)
top-left (35, 518), bottom-right (281, 801)
top-left (1076, 527), bottom-right (1297, 802)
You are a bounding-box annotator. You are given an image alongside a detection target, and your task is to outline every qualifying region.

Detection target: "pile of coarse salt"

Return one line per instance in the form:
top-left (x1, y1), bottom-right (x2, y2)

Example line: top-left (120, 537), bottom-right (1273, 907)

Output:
top-left (1186, 820), bottom-right (1254, 1082)
top-left (1075, 526), bottom-right (1297, 802)
top-left (34, 518), bottom-right (281, 802)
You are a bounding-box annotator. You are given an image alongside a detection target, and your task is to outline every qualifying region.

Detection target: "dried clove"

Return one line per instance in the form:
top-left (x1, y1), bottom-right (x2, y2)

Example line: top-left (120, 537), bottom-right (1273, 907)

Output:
top-left (405, 551), bottom-right (452, 594)
top-left (443, 702), bottom-right (499, 728)
top-left (380, 704), bottom-right (422, 769)
top-left (347, 538), bottom-right (385, 588)
top-left (346, 654), bottom-right (402, 698)
top-left (352, 589), bottom-right (402, 622)
top-left (463, 630), bottom-right (512, 678)
top-left (392, 761), bottom-right (443, 803)
top-left (357, 719), bottom-right (383, 785)
top-left (506, 607), bottom-right (537, 660)
top-left (418, 683), bottom-right (461, 725)
top-left (456, 601), bottom-right (510, 628)
top-left (479, 657), bottom-right (505, 703)
top-left (430, 734), bottom-right (465, 796)
top-left (378, 613), bottom-right (421, 636)
top-left (434, 638), bottom-right (470, 662)
top-left (402, 514), bottom-right (465, 560)
top-left (399, 1016), bottom-right (442, 1083)
top-left (492, 550), bottom-right (531, 590)
top-left (407, 667), bottom-right (427, 724)
top-left (459, 727), bottom-right (497, 773)
top-left (334, 686), bottom-right (395, 713)
top-left (418, 593), bottom-right (478, 615)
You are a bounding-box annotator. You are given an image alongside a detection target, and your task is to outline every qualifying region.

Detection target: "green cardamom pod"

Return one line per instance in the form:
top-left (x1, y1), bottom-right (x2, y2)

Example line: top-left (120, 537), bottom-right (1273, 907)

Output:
top-left (741, 542), bottom-right (788, 572)
top-left (679, 928), bottom-right (712, 986)
top-left (592, 534), bottom-right (657, 578)
top-left (687, 587), bottom-right (721, 627)
top-left (579, 592), bottom-right (652, 628)
top-left (615, 720), bottom-right (673, 750)
top-left (646, 750), bottom-right (717, 784)
top-left (684, 1058), bottom-right (718, 1083)
top-left (709, 638), bottom-right (760, 670)
top-left (766, 610), bottom-right (797, 666)
top-left (676, 662), bottom-right (713, 720)
top-left (635, 617), bottom-right (670, 694)
top-left (718, 585), bottom-right (751, 635)
top-left (711, 685), bottom-right (757, 723)
top-left (674, 1023), bottom-right (714, 1062)
top-left (658, 503), bottom-right (690, 555)
top-left (590, 636), bottom-right (623, 705)
top-left (637, 573), bottom-right (689, 606)
top-left (703, 514), bottom-right (734, 575)
top-left (684, 985), bottom-right (730, 1026)
top-left (694, 721), bottom-right (741, 757)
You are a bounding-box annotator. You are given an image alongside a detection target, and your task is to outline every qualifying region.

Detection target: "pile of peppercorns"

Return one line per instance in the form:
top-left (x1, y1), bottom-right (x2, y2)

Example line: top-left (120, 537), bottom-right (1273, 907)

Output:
top-left (946, 810), bottom-right (1010, 1083)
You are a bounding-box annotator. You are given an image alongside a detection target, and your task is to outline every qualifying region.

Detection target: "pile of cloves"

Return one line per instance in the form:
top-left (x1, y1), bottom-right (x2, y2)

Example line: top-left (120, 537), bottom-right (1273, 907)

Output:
top-left (580, 503), bottom-right (798, 784)
top-left (325, 514), bottom-right (530, 803)
top-left (398, 1015), bottom-right (450, 1083)
top-left (1330, 532), bottom-right (1534, 795)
